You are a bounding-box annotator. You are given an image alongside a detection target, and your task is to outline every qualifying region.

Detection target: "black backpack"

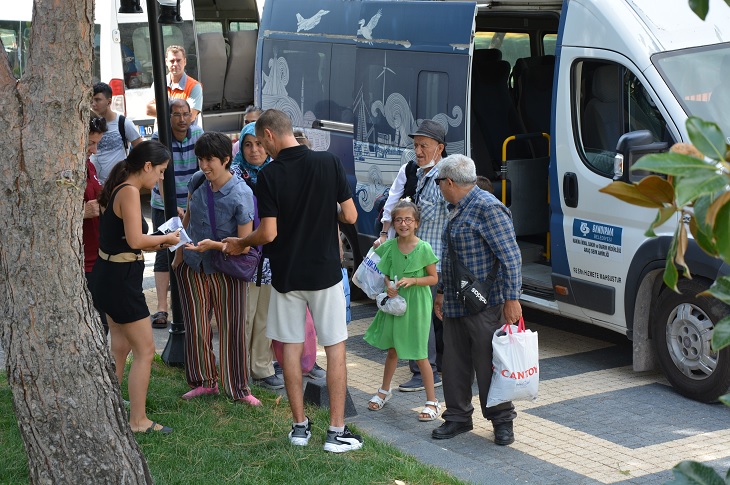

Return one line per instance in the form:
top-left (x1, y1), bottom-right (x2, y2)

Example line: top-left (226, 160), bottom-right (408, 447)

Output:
top-left (118, 114), bottom-right (129, 150)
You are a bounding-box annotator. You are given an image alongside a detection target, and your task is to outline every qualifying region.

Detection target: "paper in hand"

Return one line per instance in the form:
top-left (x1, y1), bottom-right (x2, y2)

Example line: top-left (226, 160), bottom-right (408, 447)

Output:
top-left (156, 216), bottom-right (192, 251)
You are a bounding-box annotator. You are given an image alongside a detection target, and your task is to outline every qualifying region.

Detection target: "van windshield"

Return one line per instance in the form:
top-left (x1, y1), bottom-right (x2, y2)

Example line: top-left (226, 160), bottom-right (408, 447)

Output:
top-left (655, 43), bottom-right (730, 138)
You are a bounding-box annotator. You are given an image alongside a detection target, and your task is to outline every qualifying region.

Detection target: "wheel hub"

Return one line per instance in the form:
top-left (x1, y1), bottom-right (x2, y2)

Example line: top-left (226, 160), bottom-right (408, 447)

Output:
top-left (665, 302), bottom-right (717, 380)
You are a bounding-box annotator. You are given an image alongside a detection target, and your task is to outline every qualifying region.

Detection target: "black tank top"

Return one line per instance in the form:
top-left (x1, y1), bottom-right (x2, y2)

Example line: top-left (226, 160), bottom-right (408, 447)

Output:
top-left (99, 184), bottom-right (149, 255)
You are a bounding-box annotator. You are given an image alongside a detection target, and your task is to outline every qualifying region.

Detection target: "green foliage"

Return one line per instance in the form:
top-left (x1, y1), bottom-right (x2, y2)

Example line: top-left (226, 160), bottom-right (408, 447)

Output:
top-left (0, 362), bottom-right (466, 485)
top-left (666, 460), bottom-right (730, 485)
top-left (601, 117), bottom-right (730, 351)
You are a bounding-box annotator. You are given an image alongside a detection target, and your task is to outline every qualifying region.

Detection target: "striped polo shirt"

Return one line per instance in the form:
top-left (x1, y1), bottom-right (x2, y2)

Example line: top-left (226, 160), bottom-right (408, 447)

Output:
top-left (150, 125), bottom-right (204, 210)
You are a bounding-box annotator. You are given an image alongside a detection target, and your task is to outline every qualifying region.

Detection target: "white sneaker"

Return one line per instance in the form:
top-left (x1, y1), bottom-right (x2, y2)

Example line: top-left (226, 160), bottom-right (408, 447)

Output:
top-left (288, 419), bottom-right (312, 446)
top-left (323, 426), bottom-right (363, 453)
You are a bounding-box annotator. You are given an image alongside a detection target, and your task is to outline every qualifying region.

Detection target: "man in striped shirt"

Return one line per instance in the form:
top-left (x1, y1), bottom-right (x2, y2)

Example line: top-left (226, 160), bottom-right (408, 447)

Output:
top-left (432, 154), bottom-right (522, 446)
top-left (149, 99), bottom-right (204, 328)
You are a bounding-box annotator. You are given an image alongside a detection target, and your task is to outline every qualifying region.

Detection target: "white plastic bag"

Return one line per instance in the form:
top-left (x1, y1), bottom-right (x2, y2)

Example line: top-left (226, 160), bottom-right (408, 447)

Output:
top-left (376, 278), bottom-right (407, 316)
top-left (486, 318), bottom-right (539, 407)
top-left (352, 248), bottom-right (385, 299)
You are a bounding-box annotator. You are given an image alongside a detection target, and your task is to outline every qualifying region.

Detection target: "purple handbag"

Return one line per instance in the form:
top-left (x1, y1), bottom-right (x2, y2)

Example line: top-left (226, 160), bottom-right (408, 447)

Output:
top-left (207, 182), bottom-right (261, 281)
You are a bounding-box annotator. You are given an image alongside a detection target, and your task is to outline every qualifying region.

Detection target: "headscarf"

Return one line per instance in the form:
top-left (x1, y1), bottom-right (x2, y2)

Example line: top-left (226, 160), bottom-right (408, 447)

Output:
top-left (231, 121), bottom-right (272, 184)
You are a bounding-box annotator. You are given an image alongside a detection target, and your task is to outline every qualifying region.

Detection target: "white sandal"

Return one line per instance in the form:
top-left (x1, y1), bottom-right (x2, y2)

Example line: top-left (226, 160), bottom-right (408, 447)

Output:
top-left (418, 400), bottom-right (441, 421)
top-left (368, 388), bottom-right (392, 411)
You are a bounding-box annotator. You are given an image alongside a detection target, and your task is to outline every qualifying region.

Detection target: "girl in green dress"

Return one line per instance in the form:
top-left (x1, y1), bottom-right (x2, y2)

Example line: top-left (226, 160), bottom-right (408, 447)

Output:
top-left (364, 200), bottom-right (441, 421)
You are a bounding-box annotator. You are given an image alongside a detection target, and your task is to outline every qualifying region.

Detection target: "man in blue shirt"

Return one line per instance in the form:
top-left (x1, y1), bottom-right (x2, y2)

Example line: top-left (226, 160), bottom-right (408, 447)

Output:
top-left (149, 99), bottom-right (204, 328)
top-left (433, 154), bottom-right (522, 446)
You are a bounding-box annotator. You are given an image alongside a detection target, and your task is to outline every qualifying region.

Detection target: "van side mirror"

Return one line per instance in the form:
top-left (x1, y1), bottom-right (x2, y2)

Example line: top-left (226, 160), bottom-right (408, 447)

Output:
top-left (613, 130), bottom-right (669, 182)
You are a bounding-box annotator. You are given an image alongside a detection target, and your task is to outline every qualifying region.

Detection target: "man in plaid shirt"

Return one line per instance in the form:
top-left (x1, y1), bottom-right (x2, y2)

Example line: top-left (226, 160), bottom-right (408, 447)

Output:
top-left (432, 154), bottom-right (522, 446)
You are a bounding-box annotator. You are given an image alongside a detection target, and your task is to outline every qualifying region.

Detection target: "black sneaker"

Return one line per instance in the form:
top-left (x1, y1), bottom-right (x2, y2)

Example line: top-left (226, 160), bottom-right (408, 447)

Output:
top-left (288, 418), bottom-right (312, 446)
top-left (323, 426), bottom-right (363, 453)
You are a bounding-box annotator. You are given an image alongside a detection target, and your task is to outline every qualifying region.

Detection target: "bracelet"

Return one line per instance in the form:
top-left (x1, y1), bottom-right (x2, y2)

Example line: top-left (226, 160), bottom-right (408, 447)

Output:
top-left (379, 231), bottom-right (387, 236)
top-left (436, 288), bottom-right (444, 294)
top-left (415, 277), bottom-right (419, 286)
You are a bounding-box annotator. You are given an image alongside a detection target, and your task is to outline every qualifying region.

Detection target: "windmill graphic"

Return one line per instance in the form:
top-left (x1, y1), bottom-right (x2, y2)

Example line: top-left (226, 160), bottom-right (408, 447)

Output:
top-left (376, 52), bottom-right (395, 106)
top-left (354, 87), bottom-right (375, 152)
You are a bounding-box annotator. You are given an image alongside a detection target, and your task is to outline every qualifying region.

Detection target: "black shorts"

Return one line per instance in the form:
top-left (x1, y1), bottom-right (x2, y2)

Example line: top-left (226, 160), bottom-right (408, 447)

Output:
top-left (152, 208), bottom-right (171, 273)
top-left (90, 258), bottom-right (149, 324)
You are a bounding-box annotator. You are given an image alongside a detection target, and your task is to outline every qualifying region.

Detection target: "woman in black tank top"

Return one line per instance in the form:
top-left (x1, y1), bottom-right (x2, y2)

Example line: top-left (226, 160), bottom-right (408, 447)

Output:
top-left (91, 140), bottom-right (180, 434)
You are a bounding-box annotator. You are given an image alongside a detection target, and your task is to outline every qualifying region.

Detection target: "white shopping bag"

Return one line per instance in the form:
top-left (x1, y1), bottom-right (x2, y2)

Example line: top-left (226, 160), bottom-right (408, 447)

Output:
top-left (375, 278), bottom-right (407, 316)
top-left (352, 248), bottom-right (386, 299)
top-left (486, 318), bottom-right (539, 407)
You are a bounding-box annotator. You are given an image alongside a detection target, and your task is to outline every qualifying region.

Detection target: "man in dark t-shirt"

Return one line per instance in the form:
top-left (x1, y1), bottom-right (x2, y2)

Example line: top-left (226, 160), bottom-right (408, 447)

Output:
top-left (223, 109), bottom-right (363, 453)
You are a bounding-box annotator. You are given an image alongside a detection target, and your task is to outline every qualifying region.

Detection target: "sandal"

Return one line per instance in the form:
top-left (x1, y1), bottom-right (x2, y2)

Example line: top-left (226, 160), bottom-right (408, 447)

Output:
top-left (135, 421), bottom-right (173, 434)
top-left (368, 388), bottom-right (392, 411)
top-left (418, 401), bottom-right (441, 421)
top-left (151, 311), bottom-right (168, 329)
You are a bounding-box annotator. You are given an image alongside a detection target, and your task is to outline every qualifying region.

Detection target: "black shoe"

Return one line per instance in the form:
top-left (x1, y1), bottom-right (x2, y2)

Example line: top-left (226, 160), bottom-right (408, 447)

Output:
top-left (493, 422), bottom-right (515, 446)
top-left (431, 420), bottom-right (473, 440)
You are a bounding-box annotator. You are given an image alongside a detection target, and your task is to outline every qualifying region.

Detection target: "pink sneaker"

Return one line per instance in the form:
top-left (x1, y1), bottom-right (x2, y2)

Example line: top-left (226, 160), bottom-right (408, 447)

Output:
top-left (238, 394), bottom-right (262, 406)
top-left (181, 384), bottom-right (219, 400)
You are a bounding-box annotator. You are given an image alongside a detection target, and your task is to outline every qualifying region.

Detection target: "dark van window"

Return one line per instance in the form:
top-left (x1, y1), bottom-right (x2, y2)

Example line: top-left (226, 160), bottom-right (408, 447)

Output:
top-left (577, 60), bottom-right (671, 178)
top-left (260, 40), bottom-right (331, 123)
top-left (330, 44), bottom-right (355, 123)
top-left (118, 21), bottom-right (197, 90)
top-left (417, 71), bottom-right (449, 121)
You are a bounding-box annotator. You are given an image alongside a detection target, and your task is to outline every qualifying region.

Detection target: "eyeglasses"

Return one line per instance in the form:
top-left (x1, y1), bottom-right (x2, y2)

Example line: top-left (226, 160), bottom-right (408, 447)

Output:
top-left (394, 217), bottom-right (415, 225)
top-left (434, 177), bottom-right (448, 185)
top-left (171, 112), bottom-right (192, 119)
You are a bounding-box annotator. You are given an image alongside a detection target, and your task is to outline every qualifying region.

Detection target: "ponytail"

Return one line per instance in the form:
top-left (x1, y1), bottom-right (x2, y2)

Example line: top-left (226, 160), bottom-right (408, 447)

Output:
top-left (97, 140), bottom-right (171, 208)
top-left (98, 161), bottom-right (129, 208)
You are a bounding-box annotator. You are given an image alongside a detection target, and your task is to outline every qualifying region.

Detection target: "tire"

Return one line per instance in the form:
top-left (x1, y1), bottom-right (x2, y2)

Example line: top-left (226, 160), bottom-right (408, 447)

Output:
top-left (653, 278), bottom-right (730, 403)
top-left (339, 224), bottom-right (366, 301)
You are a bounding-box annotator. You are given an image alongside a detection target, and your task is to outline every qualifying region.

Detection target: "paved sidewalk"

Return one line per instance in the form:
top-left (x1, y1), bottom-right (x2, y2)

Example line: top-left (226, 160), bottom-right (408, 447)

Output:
top-left (142, 270), bottom-right (730, 485)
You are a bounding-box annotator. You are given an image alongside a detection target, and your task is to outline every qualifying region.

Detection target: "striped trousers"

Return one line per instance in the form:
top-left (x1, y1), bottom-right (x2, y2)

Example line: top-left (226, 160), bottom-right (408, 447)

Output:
top-left (176, 261), bottom-right (252, 400)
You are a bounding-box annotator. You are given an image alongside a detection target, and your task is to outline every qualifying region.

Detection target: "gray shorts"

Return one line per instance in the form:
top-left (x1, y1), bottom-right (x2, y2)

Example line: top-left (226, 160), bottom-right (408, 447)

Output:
top-left (266, 281), bottom-right (348, 347)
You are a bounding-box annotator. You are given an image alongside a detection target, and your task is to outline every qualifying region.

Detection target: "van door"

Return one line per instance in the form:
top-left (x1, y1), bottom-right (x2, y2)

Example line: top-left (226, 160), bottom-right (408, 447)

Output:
top-left (553, 47), bottom-right (677, 330)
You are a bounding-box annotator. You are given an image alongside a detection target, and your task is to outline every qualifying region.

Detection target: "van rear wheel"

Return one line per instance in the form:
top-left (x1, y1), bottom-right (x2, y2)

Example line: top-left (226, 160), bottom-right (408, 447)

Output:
top-left (339, 224), bottom-right (365, 300)
top-left (653, 278), bottom-right (730, 403)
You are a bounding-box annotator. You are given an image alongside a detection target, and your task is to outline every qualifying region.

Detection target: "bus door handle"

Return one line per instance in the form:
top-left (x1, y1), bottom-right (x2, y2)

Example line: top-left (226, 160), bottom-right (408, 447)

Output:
top-left (563, 172), bottom-right (579, 208)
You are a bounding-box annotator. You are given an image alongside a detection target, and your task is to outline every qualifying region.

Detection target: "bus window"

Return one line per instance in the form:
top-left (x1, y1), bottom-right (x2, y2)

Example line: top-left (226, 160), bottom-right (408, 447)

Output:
top-left (543, 34), bottom-right (557, 55)
top-left (229, 21), bottom-right (257, 32)
top-left (0, 20), bottom-right (30, 79)
top-left (417, 71), bottom-right (449, 121)
top-left (118, 21), bottom-right (197, 90)
top-left (474, 31), bottom-right (531, 68)
top-left (196, 21), bottom-right (223, 34)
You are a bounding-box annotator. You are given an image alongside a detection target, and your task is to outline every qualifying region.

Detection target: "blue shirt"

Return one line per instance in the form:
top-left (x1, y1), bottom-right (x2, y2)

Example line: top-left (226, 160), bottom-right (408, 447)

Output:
top-left (440, 186), bottom-right (522, 318)
top-left (183, 172), bottom-right (254, 274)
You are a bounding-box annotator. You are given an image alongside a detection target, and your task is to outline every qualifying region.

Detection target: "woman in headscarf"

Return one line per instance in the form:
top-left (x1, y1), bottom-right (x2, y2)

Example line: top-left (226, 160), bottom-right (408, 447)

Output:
top-left (231, 122), bottom-right (285, 389)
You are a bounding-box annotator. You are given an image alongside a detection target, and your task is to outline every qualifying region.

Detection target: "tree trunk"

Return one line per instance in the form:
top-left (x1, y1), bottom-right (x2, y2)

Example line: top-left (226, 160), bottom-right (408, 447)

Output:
top-left (0, 1), bottom-right (152, 483)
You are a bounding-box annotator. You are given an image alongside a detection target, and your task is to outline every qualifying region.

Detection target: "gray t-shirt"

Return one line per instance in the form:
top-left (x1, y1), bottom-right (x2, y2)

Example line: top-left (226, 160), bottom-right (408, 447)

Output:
top-left (91, 113), bottom-right (141, 184)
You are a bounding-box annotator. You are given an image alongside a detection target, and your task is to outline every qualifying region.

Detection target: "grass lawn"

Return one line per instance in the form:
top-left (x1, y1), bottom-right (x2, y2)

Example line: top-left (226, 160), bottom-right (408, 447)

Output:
top-left (0, 357), bottom-right (464, 485)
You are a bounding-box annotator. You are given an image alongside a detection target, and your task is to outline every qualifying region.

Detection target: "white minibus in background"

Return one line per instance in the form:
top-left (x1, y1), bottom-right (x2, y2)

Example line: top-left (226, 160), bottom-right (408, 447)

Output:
top-left (2, 0), bottom-right (261, 138)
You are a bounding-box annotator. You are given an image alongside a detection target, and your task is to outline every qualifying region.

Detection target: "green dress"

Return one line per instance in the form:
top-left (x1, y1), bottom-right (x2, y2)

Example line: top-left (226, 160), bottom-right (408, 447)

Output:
top-left (363, 238), bottom-right (439, 360)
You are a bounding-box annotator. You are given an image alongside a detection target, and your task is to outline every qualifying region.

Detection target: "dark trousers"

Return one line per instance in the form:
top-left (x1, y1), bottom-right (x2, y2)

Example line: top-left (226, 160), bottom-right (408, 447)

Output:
top-left (441, 304), bottom-right (516, 425)
top-left (409, 281), bottom-right (440, 376)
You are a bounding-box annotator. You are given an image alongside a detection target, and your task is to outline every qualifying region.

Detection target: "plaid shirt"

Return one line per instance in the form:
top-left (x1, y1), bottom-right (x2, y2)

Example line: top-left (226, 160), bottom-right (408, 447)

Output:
top-left (440, 186), bottom-right (522, 318)
top-left (414, 166), bottom-right (449, 272)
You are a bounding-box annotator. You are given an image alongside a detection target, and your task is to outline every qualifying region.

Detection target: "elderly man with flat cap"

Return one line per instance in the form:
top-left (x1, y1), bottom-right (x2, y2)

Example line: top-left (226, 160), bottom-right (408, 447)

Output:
top-left (381, 118), bottom-right (449, 392)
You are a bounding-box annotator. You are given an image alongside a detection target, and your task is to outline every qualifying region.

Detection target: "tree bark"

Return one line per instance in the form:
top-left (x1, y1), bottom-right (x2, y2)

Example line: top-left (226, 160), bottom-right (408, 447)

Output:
top-left (0, 1), bottom-right (152, 483)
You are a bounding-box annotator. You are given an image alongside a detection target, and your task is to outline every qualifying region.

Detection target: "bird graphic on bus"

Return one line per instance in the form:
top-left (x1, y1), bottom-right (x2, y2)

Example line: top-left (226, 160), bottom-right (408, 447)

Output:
top-left (358, 9), bottom-right (382, 42)
top-left (296, 9), bottom-right (329, 32)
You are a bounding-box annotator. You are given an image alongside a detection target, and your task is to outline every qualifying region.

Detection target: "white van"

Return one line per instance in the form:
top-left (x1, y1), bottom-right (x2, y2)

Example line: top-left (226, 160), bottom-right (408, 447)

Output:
top-left (255, 0), bottom-right (730, 402)
top-left (3, 0), bottom-right (260, 137)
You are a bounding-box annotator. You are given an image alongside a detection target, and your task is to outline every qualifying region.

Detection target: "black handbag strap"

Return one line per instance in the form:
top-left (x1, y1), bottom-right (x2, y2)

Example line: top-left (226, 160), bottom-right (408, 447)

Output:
top-left (446, 209), bottom-right (500, 291)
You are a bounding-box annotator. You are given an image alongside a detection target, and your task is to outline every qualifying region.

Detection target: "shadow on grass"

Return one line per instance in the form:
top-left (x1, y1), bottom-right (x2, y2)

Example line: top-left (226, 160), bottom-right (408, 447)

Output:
top-left (1, 356), bottom-right (465, 485)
